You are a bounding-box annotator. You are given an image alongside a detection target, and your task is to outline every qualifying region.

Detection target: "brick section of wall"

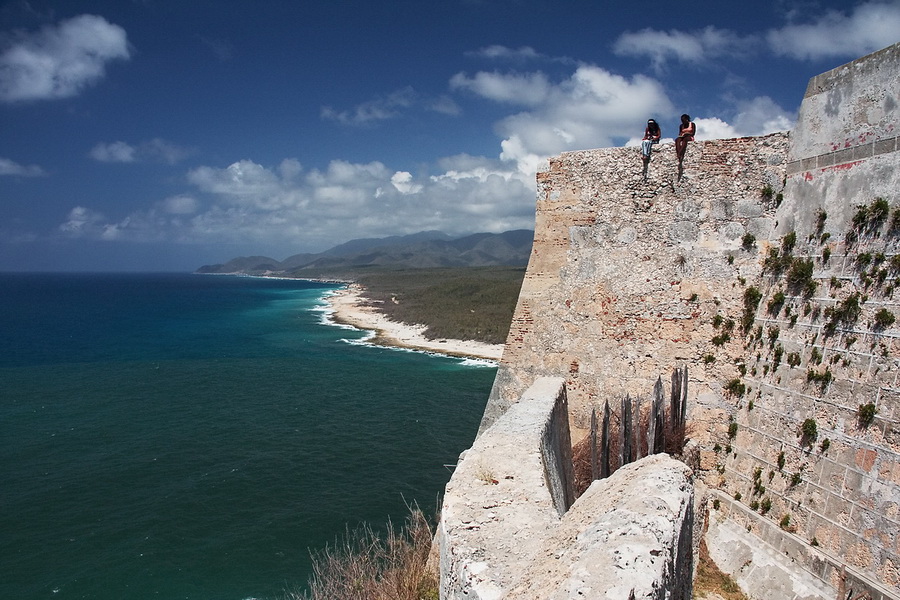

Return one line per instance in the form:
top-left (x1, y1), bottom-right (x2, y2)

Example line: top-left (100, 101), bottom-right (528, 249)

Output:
top-left (786, 134), bottom-right (899, 176)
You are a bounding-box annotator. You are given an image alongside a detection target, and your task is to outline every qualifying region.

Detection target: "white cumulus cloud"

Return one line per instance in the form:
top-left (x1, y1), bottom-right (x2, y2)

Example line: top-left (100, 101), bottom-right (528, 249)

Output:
top-left (728, 96), bottom-right (795, 135)
top-left (90, 139), bottom-right (193, 164)
top-left (161, 195), bottom-right (200, 215)
top-left (767, 1), bottom-right (900, 60)
top-left (390, 171), bottom-right (423, 195)
top-left (466, 45), bottom-right (543, 61)
top-left (0, 157), bottom-right (45, 176)
top-left (60, 153), bottom-right (536, 251)
top-left (321, 86), bottom-right (417, 125)
top-left (613, 26), bottom-right (756, 70)
top-left (481, 65), bottom-right (673, 175)
top-left (450, 70), bottom-right (551, 106)
top-left (90, 141), bottom-right (136, 163)
top-left (0, 14), bottom-right (129, 103)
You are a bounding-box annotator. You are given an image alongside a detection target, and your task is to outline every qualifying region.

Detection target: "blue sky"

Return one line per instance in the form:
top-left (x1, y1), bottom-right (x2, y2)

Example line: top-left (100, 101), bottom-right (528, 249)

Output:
top-left (1, 0), bottom-right (898, 271)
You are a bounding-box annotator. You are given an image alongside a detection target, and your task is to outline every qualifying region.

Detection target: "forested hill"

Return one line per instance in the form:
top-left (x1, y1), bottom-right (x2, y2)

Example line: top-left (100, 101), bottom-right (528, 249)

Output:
top-left (196, 230), bottom-right (534, 277)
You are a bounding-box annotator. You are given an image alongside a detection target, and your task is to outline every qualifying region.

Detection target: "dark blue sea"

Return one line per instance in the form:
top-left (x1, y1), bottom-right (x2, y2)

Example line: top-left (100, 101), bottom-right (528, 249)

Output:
top-left (0, 273), bottom-right (495, 600)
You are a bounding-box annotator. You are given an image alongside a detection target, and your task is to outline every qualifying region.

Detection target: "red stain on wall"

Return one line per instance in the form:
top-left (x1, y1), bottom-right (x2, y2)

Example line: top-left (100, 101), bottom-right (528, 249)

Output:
top-left (828, 160), bottom-right (862, 172)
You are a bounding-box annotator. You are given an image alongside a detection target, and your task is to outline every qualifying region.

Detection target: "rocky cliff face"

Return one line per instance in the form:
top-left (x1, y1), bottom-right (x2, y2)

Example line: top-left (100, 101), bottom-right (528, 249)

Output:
top-left (475, 42), bottom-right (900, 599)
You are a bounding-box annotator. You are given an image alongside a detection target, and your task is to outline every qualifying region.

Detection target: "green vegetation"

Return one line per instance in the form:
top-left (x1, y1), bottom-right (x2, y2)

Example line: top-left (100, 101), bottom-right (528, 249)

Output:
top-left (781, 231), bottom-right (797, 253)
top-left (823, 292), bottom-right (862, 335)
top-left (727, 420), bottom-right (739, 438)
top-left (787, 258), bottom-right (816, 295)
top-left (777, 451), bottom-right (785, 470)
top-left (851, 197), bottom-right (891, 237)
top-left (820, 438), bottom-right (830, 453)
top-left (742, 286), bottom-right (763, 332)
top-left (768, 291), bottom-right (785, 314)
top-left (694, 539), bottom-right (750, 600)
top-left (742, 232), bottom-right (756, 251)
top-left (768, 326), bottom-right (780, 347)
top-left (890, 208), bottom-right (900, 236)
top-left (810, 347), bottom-right (822, 364)
top-left (806, 368), bottom-right (833, 392)
top-left (726, 380), bottom-right (746, 399)
top-left (801, 418), bottom-right (818, 445)
top-left (874, 308), bottom-right (896, 329)
top-left (763, 247), bottom-right (788, 275)
top-left (772, 345), bottom-right (784, 369)
top-left (787, 352), bottom-right (801, 368)
top-left (351, 267), bottom-right (525, 344)
top-left (712, 332), bottom-right (731, 346)
top-left (815, 210), bottom-right (827, 235)
top-left (858, 402), bottom-right (877, 427)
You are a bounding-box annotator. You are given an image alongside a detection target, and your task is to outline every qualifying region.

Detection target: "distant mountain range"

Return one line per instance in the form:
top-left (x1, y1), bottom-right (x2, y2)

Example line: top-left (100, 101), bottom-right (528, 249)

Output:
top-left (195, 230), bottom-right (534, 276)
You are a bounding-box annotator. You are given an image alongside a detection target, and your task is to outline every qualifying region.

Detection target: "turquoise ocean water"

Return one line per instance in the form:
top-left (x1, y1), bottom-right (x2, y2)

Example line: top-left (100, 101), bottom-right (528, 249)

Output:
top-left (0, 273), bottom-right (495, 599)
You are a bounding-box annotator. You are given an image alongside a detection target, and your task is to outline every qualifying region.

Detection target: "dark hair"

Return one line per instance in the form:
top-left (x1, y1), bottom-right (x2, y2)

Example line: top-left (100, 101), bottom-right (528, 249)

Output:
top-left (647, 119), bottom-right (660, 134)
top-left (681, 113), bottom-right (691, 121)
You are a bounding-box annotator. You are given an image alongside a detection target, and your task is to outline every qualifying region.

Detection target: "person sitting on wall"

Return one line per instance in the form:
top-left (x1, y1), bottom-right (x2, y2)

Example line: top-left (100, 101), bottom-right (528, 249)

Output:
top-left (641, 119), bottom-right (661, 161)
top-left (675, 113), bottom-right (695, 163)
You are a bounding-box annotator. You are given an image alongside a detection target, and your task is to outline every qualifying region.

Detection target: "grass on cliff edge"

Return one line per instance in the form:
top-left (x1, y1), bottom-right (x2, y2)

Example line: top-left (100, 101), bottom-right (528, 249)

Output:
top-left (329, 266), bottom-right (526, 346)
top-left (287, 504), bottom-right (438, 600)
top-left (693, 539), bottom-right (749, 600)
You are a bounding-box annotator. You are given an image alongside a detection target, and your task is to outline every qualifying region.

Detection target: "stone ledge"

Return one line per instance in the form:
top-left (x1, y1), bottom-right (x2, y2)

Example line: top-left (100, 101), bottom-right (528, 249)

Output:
top-left (506, 455), bottom-right (694, 600)
top-left (440, 376), bottom-right (694, 599)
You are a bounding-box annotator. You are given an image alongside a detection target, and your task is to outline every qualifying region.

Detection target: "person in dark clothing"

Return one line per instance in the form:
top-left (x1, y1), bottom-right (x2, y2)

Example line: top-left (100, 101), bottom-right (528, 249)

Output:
top-left (640, 119), bottom-right (661, 161)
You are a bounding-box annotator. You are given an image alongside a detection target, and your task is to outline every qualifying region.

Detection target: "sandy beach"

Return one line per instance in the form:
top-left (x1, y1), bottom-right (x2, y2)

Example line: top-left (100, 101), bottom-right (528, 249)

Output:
top-left (324, 283), bottom-right (504, 361)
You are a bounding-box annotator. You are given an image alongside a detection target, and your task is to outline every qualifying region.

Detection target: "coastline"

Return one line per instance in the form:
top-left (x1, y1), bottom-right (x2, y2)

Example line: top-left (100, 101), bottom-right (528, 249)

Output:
top-left (324, 283), bottom-right (504, 361)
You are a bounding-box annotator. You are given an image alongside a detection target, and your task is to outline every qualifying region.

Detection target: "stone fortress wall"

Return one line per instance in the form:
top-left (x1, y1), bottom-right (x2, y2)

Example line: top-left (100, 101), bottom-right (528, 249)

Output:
top-left (441, 43), bottom-right (900, 599)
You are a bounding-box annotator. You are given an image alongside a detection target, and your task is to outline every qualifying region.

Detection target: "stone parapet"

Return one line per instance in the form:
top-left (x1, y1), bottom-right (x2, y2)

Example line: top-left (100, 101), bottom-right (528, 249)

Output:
top-left (440, 377), bottom-right (694, 599)
top-left (440, 377), bottom-right (573, 599)
top-left (791, 42), bottom-right (899, 161)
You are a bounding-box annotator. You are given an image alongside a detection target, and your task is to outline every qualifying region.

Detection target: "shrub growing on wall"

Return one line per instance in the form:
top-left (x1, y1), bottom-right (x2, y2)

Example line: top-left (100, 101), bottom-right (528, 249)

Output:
top-left (874, 308), bottom-right (896, 329)
top-left (742, 287), bottom-right (763, 333)
top-left (800, 418), bottom-right (818, 446)
top-left (858, 402), bottom-right (877, 427)
top-left (742, 232), bottom-right (756, 251)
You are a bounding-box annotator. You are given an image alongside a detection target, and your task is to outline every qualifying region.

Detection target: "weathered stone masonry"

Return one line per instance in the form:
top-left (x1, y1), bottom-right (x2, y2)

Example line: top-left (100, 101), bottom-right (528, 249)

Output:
top-left (452, 42), bottom-right (900, 599)
top-left (440, 378), bottom-right (694, 599)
